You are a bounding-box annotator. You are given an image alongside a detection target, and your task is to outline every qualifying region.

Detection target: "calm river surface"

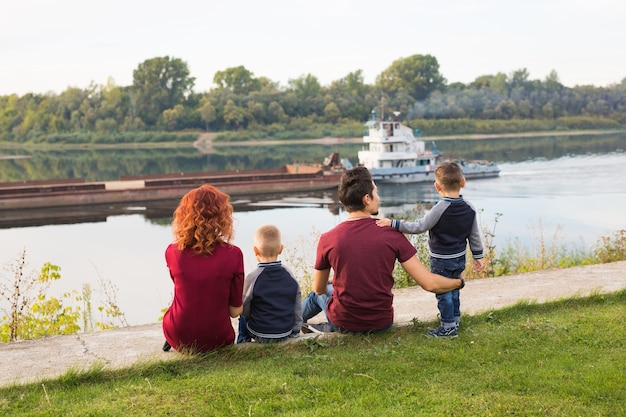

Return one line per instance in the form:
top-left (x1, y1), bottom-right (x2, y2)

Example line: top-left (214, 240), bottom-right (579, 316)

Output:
top-left (1, 134), bottom-right (625, 325)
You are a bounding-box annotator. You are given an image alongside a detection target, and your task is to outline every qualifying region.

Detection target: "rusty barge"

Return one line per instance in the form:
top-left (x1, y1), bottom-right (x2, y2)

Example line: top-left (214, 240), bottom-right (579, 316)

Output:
top-left (0, 156), bottom-right (345, 211)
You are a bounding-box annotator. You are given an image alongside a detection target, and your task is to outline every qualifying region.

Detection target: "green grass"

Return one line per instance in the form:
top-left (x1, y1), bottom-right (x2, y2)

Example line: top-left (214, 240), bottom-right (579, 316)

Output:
top-left (1, 290), bottom-right (624, 416)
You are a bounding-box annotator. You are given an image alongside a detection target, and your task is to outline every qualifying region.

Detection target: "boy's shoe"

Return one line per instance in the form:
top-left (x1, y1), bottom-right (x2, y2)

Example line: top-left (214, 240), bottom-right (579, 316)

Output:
top-left (427, 326), bottom-right (458, 338)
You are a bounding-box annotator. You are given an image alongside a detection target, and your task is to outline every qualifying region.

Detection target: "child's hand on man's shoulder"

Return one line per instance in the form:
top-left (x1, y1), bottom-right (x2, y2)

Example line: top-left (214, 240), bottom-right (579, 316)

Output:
top-left (376, 218), bottom-right (392, 228)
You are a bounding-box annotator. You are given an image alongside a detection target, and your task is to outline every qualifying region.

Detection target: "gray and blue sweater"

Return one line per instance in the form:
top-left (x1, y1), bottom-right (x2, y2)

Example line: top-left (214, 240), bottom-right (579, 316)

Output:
top-left (391, 196), bottom-right (484, 260)
top-left (241, 261), bottom-right (302, 339)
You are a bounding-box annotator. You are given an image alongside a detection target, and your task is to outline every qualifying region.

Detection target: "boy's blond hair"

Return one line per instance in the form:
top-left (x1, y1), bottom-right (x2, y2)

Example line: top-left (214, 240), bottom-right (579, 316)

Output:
top-left (254, 225), bottom-right (283, 258)
top-left (435, 161), bottom-right (464, 192)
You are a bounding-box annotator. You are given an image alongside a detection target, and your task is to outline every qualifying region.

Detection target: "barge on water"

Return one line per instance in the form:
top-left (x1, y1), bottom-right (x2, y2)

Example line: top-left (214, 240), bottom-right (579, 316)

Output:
top-left (0, 157), bottom-right (345, 211)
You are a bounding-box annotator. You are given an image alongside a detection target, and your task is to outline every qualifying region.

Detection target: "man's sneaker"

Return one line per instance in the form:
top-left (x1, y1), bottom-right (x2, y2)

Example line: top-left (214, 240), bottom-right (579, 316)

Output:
top-left (301, 323), bottom-right (319, 334)
top-left (427, 326), bottom-right (458, 338)
top-left (301, 322), bottom-right (334, 334)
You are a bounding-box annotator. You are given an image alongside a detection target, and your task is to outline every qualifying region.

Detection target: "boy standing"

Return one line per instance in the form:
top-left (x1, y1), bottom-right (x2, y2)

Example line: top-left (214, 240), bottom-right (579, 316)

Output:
top-left (237, 225), bottom-right (302, 343)
top-left (377, 161), bottom-right (483, 337)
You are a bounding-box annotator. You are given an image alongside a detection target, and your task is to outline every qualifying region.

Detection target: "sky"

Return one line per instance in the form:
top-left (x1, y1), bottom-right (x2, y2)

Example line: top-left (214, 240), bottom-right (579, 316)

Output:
top-left (1, 0), bottom-right (625, 96)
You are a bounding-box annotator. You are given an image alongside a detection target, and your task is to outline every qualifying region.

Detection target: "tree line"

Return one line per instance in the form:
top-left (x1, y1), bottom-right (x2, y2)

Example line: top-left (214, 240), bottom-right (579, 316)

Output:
top-left (1, 54), bottom-right (625, 144)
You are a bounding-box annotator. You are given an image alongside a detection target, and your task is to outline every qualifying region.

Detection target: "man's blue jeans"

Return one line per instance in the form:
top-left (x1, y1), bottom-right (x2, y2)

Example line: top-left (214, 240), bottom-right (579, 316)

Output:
top-left (301, 284), bottom-right (338, 330)
top-left (430, 256), bottom-right (465, 326)
top-left (301, 284), bottom-right (392, 334)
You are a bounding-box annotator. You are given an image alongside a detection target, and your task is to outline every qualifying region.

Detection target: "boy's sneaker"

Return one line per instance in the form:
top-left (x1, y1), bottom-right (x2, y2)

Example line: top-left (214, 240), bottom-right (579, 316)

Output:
top-left (427, 326), bottom-right (458, 338)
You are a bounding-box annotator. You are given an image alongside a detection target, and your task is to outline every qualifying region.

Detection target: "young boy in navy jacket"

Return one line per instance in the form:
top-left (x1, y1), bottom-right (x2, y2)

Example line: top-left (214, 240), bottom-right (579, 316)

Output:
top-left (237, 225), bottom-right (302, 343)
top-left (377, 161), bottom-right (483, 337)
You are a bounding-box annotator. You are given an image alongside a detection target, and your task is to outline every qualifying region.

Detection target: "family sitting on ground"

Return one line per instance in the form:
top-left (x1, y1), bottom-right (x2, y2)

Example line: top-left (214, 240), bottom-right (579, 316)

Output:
top-left (162, 163), bottom-right (482, 353)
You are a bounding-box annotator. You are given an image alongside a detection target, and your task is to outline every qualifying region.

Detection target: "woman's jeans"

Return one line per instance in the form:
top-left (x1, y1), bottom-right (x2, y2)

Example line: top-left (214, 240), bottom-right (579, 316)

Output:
top-left (430, 256), bottom-right (465, 326)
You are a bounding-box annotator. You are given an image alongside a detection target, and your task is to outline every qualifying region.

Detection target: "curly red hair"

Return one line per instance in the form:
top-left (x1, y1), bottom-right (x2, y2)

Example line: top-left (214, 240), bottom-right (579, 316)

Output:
top-left (172, 184), bottom-right (235, 255)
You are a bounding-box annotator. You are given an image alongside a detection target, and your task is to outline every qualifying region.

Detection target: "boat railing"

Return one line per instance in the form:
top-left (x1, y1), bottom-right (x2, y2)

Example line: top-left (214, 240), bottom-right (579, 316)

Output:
top-left (120, 168), bottom-right (286, 181)
top-left (0, 178), bottom-right (86, 187)
top-left (0, 182), bottom-right (105, 197)
top-left (143, 171), bottom-right (324, 188)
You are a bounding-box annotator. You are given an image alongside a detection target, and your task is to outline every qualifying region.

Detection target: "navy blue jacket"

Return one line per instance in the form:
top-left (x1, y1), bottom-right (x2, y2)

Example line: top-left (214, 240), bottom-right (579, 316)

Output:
top-left (241, 261), bottom-right (302, 339)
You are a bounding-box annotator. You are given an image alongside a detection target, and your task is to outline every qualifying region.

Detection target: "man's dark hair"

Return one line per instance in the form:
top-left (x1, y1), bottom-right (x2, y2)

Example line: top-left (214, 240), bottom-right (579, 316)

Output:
top-left (338, 166), bottom-right (374, 212)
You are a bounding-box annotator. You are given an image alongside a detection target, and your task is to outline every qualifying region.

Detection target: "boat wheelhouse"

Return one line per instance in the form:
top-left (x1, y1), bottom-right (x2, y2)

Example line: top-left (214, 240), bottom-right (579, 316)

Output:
top-left (357, 110), bottom-right (499, 183)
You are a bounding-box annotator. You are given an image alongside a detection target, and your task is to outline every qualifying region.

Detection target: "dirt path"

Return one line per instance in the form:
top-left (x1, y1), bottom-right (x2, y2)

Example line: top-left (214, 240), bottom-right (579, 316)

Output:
top-left (1, 261), bottom-right (625, 387)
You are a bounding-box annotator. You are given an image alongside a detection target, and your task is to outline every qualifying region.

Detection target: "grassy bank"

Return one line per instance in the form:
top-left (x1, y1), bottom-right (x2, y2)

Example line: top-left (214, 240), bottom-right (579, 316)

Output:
top-left (1, 290), bottom-right (624, 416)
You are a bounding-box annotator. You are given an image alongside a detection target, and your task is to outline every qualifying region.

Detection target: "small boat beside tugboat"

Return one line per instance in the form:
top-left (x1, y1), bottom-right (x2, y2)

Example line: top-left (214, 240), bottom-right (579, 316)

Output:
top-left (356, 109), bottom-right (499, 183)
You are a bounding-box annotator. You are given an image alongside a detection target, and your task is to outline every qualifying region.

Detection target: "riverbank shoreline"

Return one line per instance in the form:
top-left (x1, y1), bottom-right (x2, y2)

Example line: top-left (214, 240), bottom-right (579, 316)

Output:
top-left (1, 128), bottom-right (623, 154)
top-left (1, 260), bottom-right (625, 388)
top-left (193, 128), bottom-right (626, 152)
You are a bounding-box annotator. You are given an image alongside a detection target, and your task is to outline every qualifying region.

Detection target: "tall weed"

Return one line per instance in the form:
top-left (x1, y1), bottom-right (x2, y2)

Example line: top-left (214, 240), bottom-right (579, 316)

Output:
top-left (281, 227), bottom-right (322, 296)
top-left (593, 229), bottom-right (626, 263)
top-left (0, 250), bottom-right (128, 342)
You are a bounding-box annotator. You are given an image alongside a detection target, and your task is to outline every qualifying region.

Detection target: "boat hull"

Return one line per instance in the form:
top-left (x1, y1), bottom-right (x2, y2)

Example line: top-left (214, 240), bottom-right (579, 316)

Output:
top-left (370, 163), bottom-right (499, 184)
top-left (0, 169), bottom-right (341, 210)
top-left (369, 166), bottom-right (435, 183)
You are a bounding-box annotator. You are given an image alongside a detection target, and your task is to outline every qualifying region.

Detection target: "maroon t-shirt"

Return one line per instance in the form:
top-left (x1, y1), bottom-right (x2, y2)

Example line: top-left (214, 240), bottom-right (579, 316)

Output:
top-left (162, 243), bottom-right (244, 351)
top-left (315, 218), bottom-right (417, 332)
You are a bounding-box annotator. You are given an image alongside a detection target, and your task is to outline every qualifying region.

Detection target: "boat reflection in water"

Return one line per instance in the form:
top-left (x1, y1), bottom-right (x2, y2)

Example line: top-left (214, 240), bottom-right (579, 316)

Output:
top-left (0, 190), bottom-right (343, 230)
top-left (376, 182), bottom-right (440, 219)
top-left (2, 179), bottom-right (487, 230)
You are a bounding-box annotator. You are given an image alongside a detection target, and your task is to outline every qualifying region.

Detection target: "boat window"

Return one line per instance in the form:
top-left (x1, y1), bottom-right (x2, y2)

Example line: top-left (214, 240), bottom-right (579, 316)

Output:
top-left (383, 123), bottom-right (393, 136)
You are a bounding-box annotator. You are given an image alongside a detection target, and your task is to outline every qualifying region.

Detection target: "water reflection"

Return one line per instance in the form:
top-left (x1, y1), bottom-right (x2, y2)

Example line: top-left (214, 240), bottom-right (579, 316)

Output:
top-left (1, 132), bottom-right (624, 183)
top-left (0, 181), bottom-right (454, 230)
top-left (377, 182), bottom-right (439, 218)
top-left (2, 149), bottom-right (625, 326)
top-left (0, 182), bottom-right (449, 230)
top-left (0, 190), bottom-right (343, 229)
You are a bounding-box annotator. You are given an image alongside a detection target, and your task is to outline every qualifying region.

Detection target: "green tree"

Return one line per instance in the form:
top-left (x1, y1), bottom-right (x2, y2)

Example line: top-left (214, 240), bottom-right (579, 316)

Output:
top-left (162, 104), bottom-right (186, 131)
top-left (376, 54), bottom-right (446, 101)
top-left (198, 98), bottom-right (216, 131)
top-left (344, 69), bottom-right (366, 95)
top-left (323, 102), bottom-right (340, 123)
top-left (267, 101), bottom-right (287, 123)
top-left (213, 65), bottom-right (261, 95)
top-left (132, 56), bottom-right (195, 126)
top-left (543, 70), bottom-right (563, 92)
top-left (246, 100), bottom-right (266, 125)
top-left (288, 74), bottom-right (324, 116)
top-left (93, 78), bottom-right (130, 132)
top-left (470, 72), bottom-right (508, 93)
top-left (223, 99), bottom-right (245, 129)
top-left (327, 70), bottom-right (372, 120)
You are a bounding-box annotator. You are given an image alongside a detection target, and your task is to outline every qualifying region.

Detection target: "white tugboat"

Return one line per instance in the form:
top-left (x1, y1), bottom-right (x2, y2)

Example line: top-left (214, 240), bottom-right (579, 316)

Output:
top-left (357, 109), bottom-right (499, 183)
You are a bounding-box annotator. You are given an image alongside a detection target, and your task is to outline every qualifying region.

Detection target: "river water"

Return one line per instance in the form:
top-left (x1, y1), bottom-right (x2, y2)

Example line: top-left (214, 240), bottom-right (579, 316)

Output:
top-left (0, 134), bottom-right (625, 326)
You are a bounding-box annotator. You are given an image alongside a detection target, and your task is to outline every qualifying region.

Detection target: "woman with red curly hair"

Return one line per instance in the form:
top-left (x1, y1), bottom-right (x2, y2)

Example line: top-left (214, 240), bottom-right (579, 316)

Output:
top-left (162, 184), bottom-right (244, 352)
